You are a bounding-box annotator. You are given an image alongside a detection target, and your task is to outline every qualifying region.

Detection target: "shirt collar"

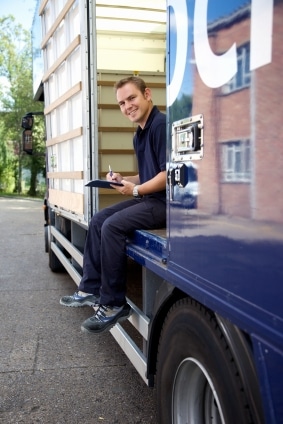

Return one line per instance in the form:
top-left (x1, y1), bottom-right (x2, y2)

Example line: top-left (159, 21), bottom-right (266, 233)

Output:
top-left (137, 106), bottom-right (158, 134)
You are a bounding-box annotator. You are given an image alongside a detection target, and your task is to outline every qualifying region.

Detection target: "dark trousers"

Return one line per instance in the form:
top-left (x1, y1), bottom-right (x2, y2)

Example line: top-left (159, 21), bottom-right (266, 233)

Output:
top-left (78, 196), bottom-right (166, 306)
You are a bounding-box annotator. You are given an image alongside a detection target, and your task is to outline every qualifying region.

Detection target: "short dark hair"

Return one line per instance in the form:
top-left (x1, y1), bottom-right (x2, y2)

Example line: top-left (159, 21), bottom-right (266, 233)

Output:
top-left (114, 76), bottom-right (147, 94)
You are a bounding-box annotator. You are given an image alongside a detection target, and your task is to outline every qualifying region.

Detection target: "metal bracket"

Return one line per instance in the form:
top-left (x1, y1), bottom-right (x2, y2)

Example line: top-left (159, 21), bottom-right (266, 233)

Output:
top-left (171, 114), bottom-right (204, 162)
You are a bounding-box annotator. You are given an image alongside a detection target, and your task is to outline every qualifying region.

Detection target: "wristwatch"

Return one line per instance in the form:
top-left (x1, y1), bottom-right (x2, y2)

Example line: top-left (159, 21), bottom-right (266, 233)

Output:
top-left (133, 185), bottom-right (142, 198)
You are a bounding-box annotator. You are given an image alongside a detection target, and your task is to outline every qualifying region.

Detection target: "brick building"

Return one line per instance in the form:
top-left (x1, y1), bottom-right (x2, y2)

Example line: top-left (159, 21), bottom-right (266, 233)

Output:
top-left (192, 2), bottom-right (283, 223)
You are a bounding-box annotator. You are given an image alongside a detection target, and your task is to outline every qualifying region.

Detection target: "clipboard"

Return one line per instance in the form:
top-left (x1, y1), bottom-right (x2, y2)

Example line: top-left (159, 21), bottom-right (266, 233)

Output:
top-left (85, 179), bottom-right (124, 189)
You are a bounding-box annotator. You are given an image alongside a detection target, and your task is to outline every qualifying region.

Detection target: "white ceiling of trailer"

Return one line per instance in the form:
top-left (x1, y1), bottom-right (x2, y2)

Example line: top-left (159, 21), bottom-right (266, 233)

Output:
top-left (96, 0), bottom-right (165, 9)
top-left (95, 1), bottom-right (166, 34)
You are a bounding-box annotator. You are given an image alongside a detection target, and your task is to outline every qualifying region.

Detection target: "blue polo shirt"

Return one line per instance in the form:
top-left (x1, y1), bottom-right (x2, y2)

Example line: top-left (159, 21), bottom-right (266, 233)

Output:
top-left (133, 106), bottom-right (166, 203)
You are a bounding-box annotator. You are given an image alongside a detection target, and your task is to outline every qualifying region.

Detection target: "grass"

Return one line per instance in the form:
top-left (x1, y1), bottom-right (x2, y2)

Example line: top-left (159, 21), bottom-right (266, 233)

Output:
top-left (0, 192), bottom-right (44, 201)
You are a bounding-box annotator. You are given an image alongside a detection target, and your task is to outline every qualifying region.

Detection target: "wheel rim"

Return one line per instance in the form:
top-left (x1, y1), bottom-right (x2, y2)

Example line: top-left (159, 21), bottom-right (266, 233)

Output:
top-left (172, 357), bottom-right (225, 424)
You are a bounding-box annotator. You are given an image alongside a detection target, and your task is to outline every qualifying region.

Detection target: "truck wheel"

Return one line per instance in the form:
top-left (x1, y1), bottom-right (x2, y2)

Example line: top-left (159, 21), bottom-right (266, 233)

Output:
top-left (48, 227), bottom-right (65, 272)
top-left (156, 298), bottom-right (252, 424)
top-left (44, 225), bottom-right (49, 253)
top-left (49, 247), bottom-right (64, 272)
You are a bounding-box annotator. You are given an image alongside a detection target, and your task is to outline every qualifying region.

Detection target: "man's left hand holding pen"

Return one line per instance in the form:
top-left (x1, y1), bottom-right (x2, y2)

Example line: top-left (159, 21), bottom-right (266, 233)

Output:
top-left (107, 164), bottom-right (121, 182)
top-left (107, 164), bottom-right (140, 196)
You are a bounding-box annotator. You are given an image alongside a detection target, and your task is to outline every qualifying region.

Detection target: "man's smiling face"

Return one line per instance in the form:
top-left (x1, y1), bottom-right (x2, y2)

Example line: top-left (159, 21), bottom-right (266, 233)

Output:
top-left (116, 82), bottom-right (153, 129)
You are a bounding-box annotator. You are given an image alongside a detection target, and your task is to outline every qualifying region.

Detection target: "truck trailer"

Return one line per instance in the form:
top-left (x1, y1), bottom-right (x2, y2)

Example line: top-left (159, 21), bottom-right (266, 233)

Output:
top-left (27, 0), bottom-right (283, 422)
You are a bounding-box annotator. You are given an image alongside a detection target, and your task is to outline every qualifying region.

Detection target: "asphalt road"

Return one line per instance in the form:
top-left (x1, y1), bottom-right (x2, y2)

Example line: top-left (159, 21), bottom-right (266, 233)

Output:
top-left (0, 197), bottom-right (157, 424)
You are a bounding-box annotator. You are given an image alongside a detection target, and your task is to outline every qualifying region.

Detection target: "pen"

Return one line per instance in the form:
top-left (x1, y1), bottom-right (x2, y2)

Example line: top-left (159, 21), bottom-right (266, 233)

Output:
top-left (109, 164), bottom-right (113, 177)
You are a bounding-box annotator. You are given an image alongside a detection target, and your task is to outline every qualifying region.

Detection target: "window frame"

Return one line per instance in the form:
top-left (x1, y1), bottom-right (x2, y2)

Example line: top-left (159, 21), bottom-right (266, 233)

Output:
top-left (221, 139), bottom-right (251, 183)
top-left (221, 42), bottom-right (251, 94)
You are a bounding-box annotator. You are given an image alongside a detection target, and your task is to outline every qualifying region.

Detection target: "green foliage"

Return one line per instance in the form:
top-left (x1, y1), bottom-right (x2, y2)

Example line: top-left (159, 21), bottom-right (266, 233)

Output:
top-left (25, 119), bottom-right (46, 196)
top-left (0, 120), bottom-right (14, 191)
top-left (0, 15), bottom-right (45, 196)
top-left (169, 93), bottom-right (192, 124)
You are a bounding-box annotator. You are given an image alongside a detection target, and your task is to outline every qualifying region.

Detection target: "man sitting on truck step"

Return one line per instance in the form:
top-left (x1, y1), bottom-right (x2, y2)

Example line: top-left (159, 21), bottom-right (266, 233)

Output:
top-left (60, 76), bottom-right (166, 334)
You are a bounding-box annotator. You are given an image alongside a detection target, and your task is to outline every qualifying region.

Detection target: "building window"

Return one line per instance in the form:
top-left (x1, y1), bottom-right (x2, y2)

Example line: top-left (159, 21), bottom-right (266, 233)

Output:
top-left (222, 43), bottom-right (251, 94)
top-left (221, 140), bottom-right (251, 182)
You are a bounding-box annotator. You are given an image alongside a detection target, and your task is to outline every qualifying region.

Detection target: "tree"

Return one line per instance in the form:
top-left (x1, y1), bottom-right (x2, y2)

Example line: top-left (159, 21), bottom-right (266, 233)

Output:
top-left (170, 93), bottom-right (192, 123)
top-left (25, 119), bottom-right (46, 196)
top-left (0, 119), bottom-right (14, 191)
top-left (0, 15), bottom-right (45, 195)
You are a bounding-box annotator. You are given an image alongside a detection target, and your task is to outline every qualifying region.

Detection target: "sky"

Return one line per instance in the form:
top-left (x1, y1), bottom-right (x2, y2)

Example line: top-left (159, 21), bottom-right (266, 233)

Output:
top-left (0, 0), bottom-right (248, 32)
top-left (0, 0), bottom-right (38, 105)
top-left (0, 0), bottom-right (37, 31)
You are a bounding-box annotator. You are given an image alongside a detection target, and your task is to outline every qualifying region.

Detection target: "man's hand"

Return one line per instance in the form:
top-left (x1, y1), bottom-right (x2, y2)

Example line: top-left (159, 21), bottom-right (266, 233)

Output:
top-left (106, 172), bottom-right (123, 183)
top-left (111, 179), bottom-right (135, 196)
top-left (106, 171), bottom-right (135, 195)
top-left (107, 170), bottom-right (166, 196)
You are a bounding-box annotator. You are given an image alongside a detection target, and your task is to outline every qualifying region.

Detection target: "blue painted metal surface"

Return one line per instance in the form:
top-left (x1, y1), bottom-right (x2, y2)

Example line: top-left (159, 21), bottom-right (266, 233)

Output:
top-left (127, 1), bottom-right (283, 422)
top-left (166, 1), bottom-right (283, 422)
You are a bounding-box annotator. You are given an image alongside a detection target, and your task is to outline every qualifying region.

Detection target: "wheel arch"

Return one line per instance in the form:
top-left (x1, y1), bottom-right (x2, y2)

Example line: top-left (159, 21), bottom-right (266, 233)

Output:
top-left (215, 313), bottom-right (265, 423)
top-left (146, 281), bottom-right (187, 383)
top-left (147, 289), bottom-right (264, 423)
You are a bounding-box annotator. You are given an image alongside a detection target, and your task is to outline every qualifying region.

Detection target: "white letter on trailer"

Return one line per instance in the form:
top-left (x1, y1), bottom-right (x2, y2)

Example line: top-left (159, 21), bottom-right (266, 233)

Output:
top-left (167, 0), bottom-right (189, 107)
top-left (250, 0), bottom-right (273, 70)
top-left (194, 0), bottom-right (237, 88)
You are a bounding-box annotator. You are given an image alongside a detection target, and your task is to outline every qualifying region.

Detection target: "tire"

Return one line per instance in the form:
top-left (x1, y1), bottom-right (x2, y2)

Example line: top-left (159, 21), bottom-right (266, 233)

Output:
top-left (49, 246), bottom-right (64, 272)
top-left (44, 225), bottom-right (49, 253)
top-left (156, 298), bottom-right (252, 424)
top-left (48, 227), bottom-right (65, 273)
